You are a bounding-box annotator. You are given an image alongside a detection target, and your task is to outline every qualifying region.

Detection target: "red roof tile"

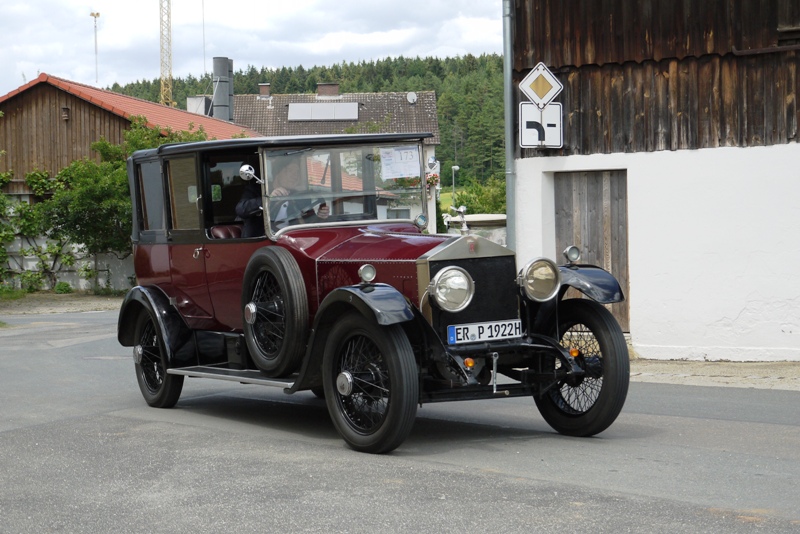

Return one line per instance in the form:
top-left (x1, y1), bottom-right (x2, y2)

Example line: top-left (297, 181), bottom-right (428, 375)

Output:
top-left (0, 73), bottom-right (260, 140)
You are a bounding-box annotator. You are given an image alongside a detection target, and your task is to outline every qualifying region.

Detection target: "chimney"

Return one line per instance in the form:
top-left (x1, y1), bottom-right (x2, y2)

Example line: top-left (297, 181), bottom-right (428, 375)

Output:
top-left (317, 82), bottom-right (340, 97)
top-left (258, 83), bottom-right (271, 97)
top-left (212, 56), bottom-right (232, 121)
top-left (227, 58), bottom-right (234, 119)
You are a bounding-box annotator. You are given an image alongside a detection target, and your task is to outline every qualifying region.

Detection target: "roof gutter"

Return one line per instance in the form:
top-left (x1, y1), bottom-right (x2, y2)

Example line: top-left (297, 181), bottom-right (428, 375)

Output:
top-left (502, 0), bottom-right (516, 251)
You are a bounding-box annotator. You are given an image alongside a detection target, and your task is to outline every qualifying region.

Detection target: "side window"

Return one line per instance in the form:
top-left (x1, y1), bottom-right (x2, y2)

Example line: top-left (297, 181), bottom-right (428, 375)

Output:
top-left (137, 161), bottom-right (164, 231)
top-left (166, 157), bottom-right (200, 230)
top-left (206, 152), bottom-right (259, 226)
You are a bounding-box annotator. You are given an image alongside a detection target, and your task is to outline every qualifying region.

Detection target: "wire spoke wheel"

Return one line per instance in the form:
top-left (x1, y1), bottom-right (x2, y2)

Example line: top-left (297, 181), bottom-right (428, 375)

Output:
top-left (534, 299), bottom-right (629, 437)
top-left (551, 325), bottom-right (604, 414)
top-left (251, 271), bottom-right (286, 356)
top-left (323, 312), bottom-right (418, 453)
top-left (242, 247), bottom-right (308, 377)
top-left (134, 310), bottom-right (183, 408)
top-left (138, 318), bottom-right (165, 395)
top-left (335, 335), bottom-right (391, 433)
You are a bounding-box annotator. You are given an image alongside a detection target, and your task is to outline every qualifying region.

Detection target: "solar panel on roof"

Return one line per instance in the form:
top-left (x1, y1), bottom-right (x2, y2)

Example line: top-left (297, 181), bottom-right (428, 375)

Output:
top-left (288, 102), bottom-right (359, 121)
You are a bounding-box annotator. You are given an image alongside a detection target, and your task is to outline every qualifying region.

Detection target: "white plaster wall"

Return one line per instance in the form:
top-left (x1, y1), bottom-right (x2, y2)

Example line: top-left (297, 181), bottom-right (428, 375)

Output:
top-left (514, 144), bottom-right (800, 362)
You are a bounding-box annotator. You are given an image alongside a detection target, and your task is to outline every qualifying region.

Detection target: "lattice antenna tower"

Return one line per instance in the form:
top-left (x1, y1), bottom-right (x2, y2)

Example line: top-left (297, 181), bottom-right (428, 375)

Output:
top-left (159, 0), bottom-right (175, 106)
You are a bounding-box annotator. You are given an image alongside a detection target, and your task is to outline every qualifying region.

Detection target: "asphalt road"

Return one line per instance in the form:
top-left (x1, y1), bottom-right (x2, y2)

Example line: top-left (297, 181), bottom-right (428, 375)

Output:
top-left (1, 310), bottom-right (799, 533)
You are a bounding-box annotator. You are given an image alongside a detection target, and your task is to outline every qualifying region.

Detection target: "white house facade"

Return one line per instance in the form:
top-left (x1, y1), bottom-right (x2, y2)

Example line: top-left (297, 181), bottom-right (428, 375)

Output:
top-left (514, 143), bottom-right (800, 362)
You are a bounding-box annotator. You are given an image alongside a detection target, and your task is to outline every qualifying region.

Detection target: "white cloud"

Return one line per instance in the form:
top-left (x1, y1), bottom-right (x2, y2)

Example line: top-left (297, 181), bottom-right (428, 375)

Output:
top-left (0, 0), bottom-right (502, 97)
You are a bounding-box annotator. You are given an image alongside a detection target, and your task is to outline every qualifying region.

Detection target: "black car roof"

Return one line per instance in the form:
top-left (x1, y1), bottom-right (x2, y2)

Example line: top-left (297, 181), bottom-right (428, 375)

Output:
top-left (130, 132), bottom-right (434, 161)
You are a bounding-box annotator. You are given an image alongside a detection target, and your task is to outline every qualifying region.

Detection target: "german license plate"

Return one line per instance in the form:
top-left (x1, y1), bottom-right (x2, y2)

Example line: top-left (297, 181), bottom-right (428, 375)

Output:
top-left (447, 319), bottom-right (522, 345)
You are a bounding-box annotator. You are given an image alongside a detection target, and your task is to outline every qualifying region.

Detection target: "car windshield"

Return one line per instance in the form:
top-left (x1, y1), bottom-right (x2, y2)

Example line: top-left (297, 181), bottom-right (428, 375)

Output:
top-left (262, 143), bottom-right (425, 232)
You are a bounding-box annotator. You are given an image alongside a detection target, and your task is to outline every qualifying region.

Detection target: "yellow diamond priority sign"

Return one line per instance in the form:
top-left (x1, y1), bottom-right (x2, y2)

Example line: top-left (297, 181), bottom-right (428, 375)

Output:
top-left (520, 62), bottom-right (563, 110)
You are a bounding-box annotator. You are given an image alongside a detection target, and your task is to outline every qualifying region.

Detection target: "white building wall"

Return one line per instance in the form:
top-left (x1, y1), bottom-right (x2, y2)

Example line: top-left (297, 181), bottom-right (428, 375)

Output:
top-left (514, 143), bottom-right (800, 362)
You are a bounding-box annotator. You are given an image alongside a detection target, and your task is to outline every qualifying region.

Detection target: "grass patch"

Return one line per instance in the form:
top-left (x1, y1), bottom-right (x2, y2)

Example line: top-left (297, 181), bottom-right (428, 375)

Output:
top-left (0, 286), bottom-right (26, 301)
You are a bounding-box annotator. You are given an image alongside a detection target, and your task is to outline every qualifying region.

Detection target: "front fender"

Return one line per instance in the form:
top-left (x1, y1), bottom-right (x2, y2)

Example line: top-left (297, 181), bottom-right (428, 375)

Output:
top-left (559, 265), bottom-right (624, 304)
top-left (117, 286), bottom-right (194, 367)
top-left (319, 283), bottom-right (415, 326)
top-left (289, 283), bottom-right (414, 392)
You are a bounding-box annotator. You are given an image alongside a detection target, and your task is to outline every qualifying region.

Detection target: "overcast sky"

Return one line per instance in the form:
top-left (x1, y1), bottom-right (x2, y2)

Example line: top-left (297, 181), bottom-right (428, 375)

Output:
top-left (1, 0), bottom-right (503, 97)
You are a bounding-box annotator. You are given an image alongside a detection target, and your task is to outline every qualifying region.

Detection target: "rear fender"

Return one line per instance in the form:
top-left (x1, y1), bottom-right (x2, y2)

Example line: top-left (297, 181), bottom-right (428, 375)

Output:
top-left (117, 286), bottom-right (194, 367)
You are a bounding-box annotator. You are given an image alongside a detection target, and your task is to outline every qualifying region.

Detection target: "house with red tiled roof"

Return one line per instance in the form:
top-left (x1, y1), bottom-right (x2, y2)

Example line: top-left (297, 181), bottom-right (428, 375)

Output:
top-left (0, 73), bottom-right (259, 199)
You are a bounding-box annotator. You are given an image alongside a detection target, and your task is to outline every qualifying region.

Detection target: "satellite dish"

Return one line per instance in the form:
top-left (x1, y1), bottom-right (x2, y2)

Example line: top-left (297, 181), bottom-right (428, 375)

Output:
top-left (407, 91), bottom-right (417, 104)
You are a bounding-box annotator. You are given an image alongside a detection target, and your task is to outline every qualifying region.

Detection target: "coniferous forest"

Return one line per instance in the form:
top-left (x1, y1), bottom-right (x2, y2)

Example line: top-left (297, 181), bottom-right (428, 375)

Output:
top-left (109, 53), bottom-right (505, 189)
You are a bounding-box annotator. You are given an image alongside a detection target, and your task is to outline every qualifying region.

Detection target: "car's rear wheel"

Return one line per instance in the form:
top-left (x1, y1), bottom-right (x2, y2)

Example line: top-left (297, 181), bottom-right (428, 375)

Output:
top-left (134, 310), bottom-right (183, 408)
top-left (323, 313), bottom-right (418, 453)
top-left (242, 247), bottom-right (308, 377)
top-left (534, 299), bottom-right (629, 436)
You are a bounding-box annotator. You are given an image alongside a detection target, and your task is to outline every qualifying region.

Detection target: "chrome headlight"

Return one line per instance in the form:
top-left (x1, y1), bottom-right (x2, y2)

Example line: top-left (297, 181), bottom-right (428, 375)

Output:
top-left (428, 266), bottom-right (475, 312)
top-left (518, 258), bottom-right (560, 302)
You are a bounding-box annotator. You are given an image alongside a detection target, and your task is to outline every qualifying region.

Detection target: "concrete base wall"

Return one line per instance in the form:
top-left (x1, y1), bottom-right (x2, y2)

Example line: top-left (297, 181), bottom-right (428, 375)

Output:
top-left (5, 236), bottom-right (134, 291)
top-left (514, 144), bottom-right (800, 362)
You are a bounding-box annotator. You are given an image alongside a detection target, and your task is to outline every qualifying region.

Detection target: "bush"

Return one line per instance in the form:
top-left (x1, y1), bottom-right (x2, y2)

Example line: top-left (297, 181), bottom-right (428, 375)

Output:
top-left (19, 271), bottom-right (44, 293)
top-left (453, 176), bottom-right (506, 215)
top-left (54, 281), bottom-right (73, 294)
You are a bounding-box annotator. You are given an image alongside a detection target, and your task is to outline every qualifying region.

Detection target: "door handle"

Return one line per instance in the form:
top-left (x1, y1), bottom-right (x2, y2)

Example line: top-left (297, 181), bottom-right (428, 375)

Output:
top-left (193, 247), bottom-right (204, 259)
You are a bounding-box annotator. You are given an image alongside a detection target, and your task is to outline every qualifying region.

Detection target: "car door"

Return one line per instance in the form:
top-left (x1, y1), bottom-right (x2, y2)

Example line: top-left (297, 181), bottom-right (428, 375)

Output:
top-left (164, 155), bottom-right (215, 323)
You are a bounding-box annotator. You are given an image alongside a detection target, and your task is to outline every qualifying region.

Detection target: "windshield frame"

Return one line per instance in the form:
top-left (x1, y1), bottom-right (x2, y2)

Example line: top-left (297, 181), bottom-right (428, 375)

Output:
top-left (259, 141), bottom-right (427, 239)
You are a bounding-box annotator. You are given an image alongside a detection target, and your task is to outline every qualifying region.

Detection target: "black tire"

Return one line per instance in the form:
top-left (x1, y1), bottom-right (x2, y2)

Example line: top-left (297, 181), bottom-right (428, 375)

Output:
top-left (323, 313), bottom-right (418, 454)
top-left (134, 310), bottom-right (184, 408)
top-left (534, 299), bottom-right (630, 437)
top-left (242, 247), bottom-right (308, 377)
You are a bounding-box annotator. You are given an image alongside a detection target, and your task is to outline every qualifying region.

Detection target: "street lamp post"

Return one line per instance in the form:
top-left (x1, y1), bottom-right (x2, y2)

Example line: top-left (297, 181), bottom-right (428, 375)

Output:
top-left (451, 165), bottom-right (459, 206)
top-left (90, 12), bottom-right (100, 84)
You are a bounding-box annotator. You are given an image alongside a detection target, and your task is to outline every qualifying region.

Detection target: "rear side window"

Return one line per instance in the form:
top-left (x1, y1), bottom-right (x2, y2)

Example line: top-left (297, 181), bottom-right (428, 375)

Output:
top-left (137, 161), bottom-right (164, 231)
top-left (166, 157), bottom-right (200, 230)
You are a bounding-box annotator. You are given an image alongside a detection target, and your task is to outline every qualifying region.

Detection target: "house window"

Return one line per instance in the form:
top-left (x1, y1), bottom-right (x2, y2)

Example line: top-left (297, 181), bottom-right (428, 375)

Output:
top-left (386, 208), bottom-right (411, 219)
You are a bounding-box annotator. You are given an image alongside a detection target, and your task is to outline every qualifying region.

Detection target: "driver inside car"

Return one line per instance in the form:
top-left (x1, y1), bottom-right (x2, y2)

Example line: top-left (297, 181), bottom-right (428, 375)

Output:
top-left (269, 158), bottom-right (330, 228)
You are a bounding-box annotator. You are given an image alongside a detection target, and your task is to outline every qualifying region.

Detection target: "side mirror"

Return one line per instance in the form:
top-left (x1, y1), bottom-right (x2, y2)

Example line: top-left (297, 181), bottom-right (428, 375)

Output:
top-left (239, 164), bottom-right (263, 184)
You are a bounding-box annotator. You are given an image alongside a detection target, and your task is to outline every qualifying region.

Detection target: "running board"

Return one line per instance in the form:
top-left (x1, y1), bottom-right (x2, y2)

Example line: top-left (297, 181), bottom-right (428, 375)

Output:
top-left (167, 366), bottom-right (295, 389)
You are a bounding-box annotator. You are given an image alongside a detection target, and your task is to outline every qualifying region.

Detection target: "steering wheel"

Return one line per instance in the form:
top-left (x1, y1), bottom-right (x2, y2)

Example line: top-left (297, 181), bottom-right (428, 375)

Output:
top-left (299, 197), bottom-right (328, 220)
top-left (300, 197), bottom-right (328, 222)
top-left (271, 196), bottom-right (327, 226)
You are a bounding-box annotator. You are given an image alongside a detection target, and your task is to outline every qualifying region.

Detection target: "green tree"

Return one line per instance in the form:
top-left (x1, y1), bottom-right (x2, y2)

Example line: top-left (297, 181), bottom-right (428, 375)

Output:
top-left (46, 115), bottom-right (209, 261)
top-left (454, 176), bottom-right (506, 215)
top-left (109, 54), bottom-right (507, 190)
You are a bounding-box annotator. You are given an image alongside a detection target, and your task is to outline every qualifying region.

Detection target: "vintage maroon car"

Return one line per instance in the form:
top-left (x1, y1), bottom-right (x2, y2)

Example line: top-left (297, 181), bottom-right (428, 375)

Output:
top-left (117, 132), bottom-right (629, 453)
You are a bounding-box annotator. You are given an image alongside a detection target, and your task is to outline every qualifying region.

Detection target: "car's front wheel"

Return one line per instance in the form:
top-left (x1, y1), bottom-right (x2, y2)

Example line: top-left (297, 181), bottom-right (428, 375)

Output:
top-left (323, 312), bottom-right (418, 453)
top-left (134, 310), bottom-right (183, 408)
top-left (534, 299), bottom-right (629, 436)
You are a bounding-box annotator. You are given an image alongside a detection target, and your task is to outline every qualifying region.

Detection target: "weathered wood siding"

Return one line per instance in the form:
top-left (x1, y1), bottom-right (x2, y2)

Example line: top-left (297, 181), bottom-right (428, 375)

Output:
top-left (515, 0), bottom-right (800, 155)
top-left (0, 85), bottom-right (129, 194)
top-left (515, 0), bottom-right (800, 69)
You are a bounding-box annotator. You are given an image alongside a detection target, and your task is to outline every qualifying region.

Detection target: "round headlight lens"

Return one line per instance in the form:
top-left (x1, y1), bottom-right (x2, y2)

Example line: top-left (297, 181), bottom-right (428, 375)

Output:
top-left (519, 258), bottom-right (560, 302)
top-left (429, 267), bottom-right (475, 312)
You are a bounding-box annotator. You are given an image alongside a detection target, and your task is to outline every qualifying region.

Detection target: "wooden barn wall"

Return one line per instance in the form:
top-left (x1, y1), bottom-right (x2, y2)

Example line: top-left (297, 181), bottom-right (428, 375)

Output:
top-left (514, 0), bottom-right (800, 155)
top-left (514, 0), bottom-right (800, 70)
top-left (521, 52), bottom-right (798, 156)
top-left (0, 85), bottom-right (129, 195)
